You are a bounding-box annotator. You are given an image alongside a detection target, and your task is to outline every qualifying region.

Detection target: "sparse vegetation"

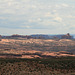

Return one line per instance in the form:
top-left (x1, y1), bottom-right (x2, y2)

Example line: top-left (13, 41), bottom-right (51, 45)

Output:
top-left (0, 57), bottom-right (75, 75)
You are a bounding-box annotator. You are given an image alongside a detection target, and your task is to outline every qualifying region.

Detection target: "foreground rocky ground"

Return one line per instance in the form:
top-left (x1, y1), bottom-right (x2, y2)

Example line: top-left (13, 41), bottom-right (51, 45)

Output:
top-left (0, 57), bottom-right (75, 75)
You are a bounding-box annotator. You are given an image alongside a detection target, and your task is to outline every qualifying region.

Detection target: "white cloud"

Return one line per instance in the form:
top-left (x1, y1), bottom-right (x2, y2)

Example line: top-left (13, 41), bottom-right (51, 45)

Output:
top-left (45, 12), bottom-right (52, 17)
top-left (61, 4), bottom-right (69, 7)
top-left (0, 0), bottom-right (75, 34)
top-left (53, 17), bottom-right (62, 22)
top-left (0, 17), bottom-right (7, 20)
top-left (20, 25), bottom-right (31, 29)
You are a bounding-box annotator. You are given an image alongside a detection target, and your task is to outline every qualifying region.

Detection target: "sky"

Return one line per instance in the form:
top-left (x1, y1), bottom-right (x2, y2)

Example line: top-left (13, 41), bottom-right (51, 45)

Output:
top-left (0, 0), bottom-right (75, 35)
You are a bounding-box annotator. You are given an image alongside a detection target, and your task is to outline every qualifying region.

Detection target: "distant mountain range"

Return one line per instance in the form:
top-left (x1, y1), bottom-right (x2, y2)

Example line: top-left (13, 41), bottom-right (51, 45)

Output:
top-left (1, 33), bottom-right (75, 39)
top-left (31, 33), bottom-right (74, 39)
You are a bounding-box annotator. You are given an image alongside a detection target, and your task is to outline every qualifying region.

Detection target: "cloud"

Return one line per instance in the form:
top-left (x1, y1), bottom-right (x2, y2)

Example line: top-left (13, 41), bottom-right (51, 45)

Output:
top-left (0, 17), bottom-right (7, 20)
top-left (0, 0), bottom-right (75, 34)
top-left (20, 25), bottom-right (31, 29)
top-left (61, 4), bottom-right (69, 7)
top-left (53, 16), bottom-right (62, 22)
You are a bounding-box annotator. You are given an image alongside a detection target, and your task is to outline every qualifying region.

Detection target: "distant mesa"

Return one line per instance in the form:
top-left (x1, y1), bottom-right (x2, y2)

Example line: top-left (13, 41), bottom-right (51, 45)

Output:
top-left (31, 33), bottom-right (73, 39)
top-left (0, 33), bottom-right (74, 39)
top-left (11, 34), bottom-right (33, 39)
top-left (0, 35), bottom-right (2, 41)
top-left (61, 33), bottom-right (73, 39)
top-left (11, 34), bottom-right (22, 37)
top-left (2, 34), bottom-right (33, 39)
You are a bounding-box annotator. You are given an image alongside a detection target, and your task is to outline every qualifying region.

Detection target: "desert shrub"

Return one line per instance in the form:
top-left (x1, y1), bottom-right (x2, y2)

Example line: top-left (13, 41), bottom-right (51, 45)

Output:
top-left (0, 57), bottom-right (75, 75)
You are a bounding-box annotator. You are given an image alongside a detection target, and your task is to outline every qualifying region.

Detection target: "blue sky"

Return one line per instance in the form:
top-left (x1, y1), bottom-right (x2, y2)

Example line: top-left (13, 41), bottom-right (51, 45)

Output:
top-left (0, 0), bottom-right (75, 35)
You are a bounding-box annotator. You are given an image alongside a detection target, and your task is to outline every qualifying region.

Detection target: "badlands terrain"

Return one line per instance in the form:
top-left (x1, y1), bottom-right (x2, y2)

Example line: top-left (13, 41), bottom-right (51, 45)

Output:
top-left (0, 38), bottom-right (75, 75)
top-left (0, 38), bottom-right (75, 58)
